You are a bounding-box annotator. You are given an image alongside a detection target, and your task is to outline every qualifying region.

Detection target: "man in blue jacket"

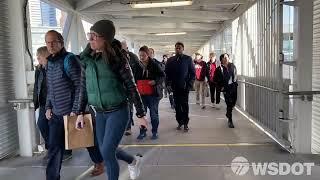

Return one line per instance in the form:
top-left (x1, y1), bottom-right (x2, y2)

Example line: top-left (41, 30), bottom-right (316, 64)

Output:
top-left (44, 30), bottom-right (103, 180)
top-left (165, 42), bottom-right (195, 132)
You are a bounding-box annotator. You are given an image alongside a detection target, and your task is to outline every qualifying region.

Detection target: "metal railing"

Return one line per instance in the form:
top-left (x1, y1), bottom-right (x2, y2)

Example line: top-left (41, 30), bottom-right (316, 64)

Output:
top-left (8, 98), bottom-right (33, 110)
top-left (236, 78), bottom-right (292, 152)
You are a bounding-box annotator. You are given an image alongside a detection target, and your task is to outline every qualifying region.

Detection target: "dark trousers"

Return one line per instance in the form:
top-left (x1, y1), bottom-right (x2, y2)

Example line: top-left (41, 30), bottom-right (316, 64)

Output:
top-left (95, 106), bottom-right (134, 180)
top-left (141, 96), bottom-right (160, 134)
top-left (38, 107), bottom-right (72, 155)
top-left (168, 90), bottom-right (175, 109)
top-left (126, 102), bottom-right (134, 130)
top-left (46, 114), bottom-right (65, 180)
top-left (87, 108), bottom-right (104, 164)
top-left (46, 114), bottom-right (103, 180)
top-left (37, 106), bottom-right (49, 149)
top-left (223, 85), bottom-right (238, 121)
top-left (209, 82), bottom-right (221, 104)
top-left (173, 88), bottom-right (190, 126)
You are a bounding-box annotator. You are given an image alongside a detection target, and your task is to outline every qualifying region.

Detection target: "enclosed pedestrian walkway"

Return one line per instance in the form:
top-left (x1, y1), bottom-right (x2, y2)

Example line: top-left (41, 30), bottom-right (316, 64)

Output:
top-left (0, 0), bottom-right (320, 179)
top-left (1, 93), bottom-right (320, 180)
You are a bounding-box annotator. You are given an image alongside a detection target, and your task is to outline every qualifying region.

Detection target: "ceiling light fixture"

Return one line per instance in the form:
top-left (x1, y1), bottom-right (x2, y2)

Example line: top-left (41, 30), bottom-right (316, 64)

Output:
top-left (131, 0), bottom-right (193, 9)
top-left (155, 32), bottom-right (187, 36)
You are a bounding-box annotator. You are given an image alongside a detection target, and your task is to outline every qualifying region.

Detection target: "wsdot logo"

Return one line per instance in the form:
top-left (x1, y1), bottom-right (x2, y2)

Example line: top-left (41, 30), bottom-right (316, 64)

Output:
top-left (231, 156), bottom-right (250, 176)
top-left (230, 156), bottom-right (315, 176)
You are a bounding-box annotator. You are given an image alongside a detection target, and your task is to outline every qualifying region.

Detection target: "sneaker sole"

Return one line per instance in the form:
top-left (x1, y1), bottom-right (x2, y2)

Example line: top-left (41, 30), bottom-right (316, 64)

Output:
top-left (131, 155), bottom-right (143, 180)
top-left (62, 155), bottom-right (72, 162)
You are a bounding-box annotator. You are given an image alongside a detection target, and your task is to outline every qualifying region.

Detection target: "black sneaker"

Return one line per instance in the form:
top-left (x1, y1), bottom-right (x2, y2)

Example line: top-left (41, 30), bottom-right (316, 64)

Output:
top-left (137, 126), bottom-right (147, 140)
top-left (228, 120), bottom-right (235, 128)
top-left (125, 129), bottom-right (132, 136)
top-left (184, 125), bottom-right (189, 132)
top-left (62, 153), bottom-right (72, 162)
top-left (176, 124), bottom-right (182, 130)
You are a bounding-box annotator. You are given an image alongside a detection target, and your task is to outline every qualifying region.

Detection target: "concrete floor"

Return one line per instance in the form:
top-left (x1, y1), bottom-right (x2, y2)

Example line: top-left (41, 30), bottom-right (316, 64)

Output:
top-left (1, 92), bottom-right (320, 180)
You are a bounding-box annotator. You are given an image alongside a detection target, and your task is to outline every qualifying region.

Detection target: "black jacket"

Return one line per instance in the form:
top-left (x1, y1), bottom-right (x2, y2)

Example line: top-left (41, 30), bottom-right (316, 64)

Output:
top-left (215, 63), bottom-right (238, 91)
top-left (165, 54), bottom-right (195, 91)
top-left (135, 58), bottom-right (165, 98)
top-left (127, 51), bottom-right (140, 76)
top-left (33, 65), bottom-right (47, 110)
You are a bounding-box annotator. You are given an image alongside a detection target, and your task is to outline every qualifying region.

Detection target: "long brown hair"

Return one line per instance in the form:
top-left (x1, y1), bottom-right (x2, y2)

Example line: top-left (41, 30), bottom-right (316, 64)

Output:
top-left (102, 40), bottom-right (116, 64)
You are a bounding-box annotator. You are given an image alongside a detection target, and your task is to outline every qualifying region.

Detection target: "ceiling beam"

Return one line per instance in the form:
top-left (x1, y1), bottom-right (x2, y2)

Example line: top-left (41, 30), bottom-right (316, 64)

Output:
top-left (76, 0), bottom-right (111, 11)
top-left (126, 35), bottom-right (209, 41)
top-left (83, 9), bottom-right (234, 21)
top-left (82, 0), bottom-right (249, 12)
top-left (115, 22), bottom-right (220, 31)
top-left (192, 0), bottom-right (249, 6)
top-left (118, 28), bottom-right (215, 35)
top-left (86, 16), bottom-right (222, 25)
top-left (41, 0), bottom-right (74, 12)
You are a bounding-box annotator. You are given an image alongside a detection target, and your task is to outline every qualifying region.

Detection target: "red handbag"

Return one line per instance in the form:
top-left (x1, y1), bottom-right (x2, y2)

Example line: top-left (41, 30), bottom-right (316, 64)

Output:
top-left (137, 80), bottom-right (154, 95)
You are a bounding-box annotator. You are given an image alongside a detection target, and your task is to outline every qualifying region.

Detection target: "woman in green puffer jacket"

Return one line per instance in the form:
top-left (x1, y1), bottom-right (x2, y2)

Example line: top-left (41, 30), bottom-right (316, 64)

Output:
top-left (75, 20), bottom-right (147, 180)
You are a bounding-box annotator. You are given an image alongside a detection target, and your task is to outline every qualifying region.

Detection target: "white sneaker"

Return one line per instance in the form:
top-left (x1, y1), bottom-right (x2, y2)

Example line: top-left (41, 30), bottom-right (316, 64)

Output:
top-left (212, 103), bottom-right (216, 108)
top-left (128, 155), bottom-right (143, 179)
top-left (215, 104), bottom-right (220, 109)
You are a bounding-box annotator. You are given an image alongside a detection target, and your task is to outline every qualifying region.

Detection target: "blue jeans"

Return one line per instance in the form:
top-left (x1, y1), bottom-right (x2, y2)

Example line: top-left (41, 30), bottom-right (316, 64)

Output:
top-left (37, 106), bottom-right (49, 149)
top-left (95, 106), bottom-right (134, 180)
top-left (141, 96), bottom-right (160, 134)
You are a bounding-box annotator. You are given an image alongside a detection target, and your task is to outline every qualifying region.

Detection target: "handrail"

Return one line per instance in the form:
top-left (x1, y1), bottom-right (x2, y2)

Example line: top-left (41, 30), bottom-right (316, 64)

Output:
top-left (7, 99), bottom-right (33, 110)
top-left (282, 91), bottom-right (320, 96)
top-left (238, 80), bottom-right (320, 96)
top-left (8, 99), bottom-right (33, 103)
top-left (237, 80), bottom-right (280, 92)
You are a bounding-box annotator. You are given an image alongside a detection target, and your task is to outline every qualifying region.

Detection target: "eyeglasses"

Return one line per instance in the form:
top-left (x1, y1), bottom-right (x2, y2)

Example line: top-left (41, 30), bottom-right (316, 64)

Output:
top-left (45, 40), bottom-right (60, 45)
top-left (87, 33), bottom-right (103, 41)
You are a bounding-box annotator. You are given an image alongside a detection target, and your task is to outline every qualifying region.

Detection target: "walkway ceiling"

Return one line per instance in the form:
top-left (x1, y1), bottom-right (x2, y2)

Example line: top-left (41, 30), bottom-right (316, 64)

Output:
top-left (44, 0), bottom-right (253, 55)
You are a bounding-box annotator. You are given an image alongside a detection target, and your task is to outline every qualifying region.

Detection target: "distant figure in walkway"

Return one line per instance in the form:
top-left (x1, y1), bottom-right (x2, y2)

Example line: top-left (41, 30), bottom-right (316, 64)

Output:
top-left (162, 54), bottom-right (169, 98)
top-left (194, 52), bottom-right (207, 109)
top-left (165, 42), bottom-right (195, 132)
top-left (33, 46), bottom-right (50, 151)
top-left (217, 53), bottom-right (238, 128)
top-left (207, 52), bottom-right (222, 109)
top-left (135, 46), bottom-right (165, 140)
top-left (76, 20), bottom-right (148, 180)
top-left (163, 54), bottom-right (175, 109)
top-left (149, 47), bottom-right (165, 99)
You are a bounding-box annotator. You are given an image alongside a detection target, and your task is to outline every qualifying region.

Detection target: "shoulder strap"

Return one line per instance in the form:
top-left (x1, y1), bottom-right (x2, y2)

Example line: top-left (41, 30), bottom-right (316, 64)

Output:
top-left (64, 53), bottom-right (74, 78)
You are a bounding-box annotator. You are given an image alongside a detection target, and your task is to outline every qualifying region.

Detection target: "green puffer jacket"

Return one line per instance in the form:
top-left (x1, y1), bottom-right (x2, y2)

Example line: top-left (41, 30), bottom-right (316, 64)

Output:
top-left (80, 44), bottom-right (146, 117)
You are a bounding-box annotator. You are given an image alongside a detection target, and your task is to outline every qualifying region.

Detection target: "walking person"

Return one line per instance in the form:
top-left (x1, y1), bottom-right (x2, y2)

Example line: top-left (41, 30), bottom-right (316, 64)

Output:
top-left (76, 20), bottom-right (148, 180)
top-left (165, 42), bottom-right (195, 132)
top-left (163, 54), bottom-right (175, 109)
top-left (44, 30), bottom-right (104, 180)
top-left (121, 40), bottom-right (140, 136)
top-left (162, 55), bottom-right (169, 98)
top-left (207, 52), bottom-right (222, 109)
top-left (217, 53), bottom-right (238, 128)
top-left (194, 53), bottom-right (207, 109)
top-left (33, 46), bottom-right (50, 152)
top-left (34, 46), bottom-right (75, 162)
top-left (135, 46), bottom-right (165, 140)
